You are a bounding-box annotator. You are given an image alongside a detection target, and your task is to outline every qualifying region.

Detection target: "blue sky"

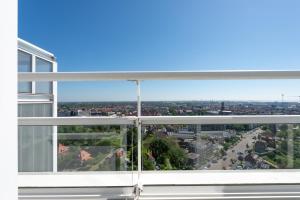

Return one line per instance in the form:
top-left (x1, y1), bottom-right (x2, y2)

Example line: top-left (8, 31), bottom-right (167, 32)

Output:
top-left (19, 0), bottom-right (300, 102)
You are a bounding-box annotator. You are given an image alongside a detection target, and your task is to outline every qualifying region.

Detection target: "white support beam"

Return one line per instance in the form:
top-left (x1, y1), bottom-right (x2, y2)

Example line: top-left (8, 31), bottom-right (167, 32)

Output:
top-left (18, 115), bottom-right (300, 126)
top-left (52, 62), bottom-right (58, 172)
top-left (18, 170), bottom-right (300, 187)
top-left (140, 115), bottom-right (300, 125)
top-left (136, 81), bottom-right (142, 180)
top-left (18, 172), bottom-right (138, 187)
top-left (18, 116), bottom-right (136, 126)
top-left (18, 70), bottom-right (300, 81)
top-left (31, 55), bottom-right (36, 94)
top-left (17, 184), bottom-right (300, 200)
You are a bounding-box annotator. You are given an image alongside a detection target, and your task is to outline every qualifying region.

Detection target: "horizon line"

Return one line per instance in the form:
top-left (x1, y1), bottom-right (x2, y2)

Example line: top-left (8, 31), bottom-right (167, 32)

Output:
top-left (58, 99), bottom-right (300, 103)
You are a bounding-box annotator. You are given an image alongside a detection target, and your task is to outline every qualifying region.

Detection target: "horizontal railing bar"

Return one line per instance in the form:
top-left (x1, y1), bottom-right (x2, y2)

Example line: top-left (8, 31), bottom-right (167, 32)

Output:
top-left (18, 115), bottom-right (300, 126)
top-left (18, 117), bottom-right (136, 126)
top-left (140, 115), bottom-right (300, 125)
top-left (18, 70), bottom-right (300, 81)
top-left (18, 171), bottom-right (300, 187)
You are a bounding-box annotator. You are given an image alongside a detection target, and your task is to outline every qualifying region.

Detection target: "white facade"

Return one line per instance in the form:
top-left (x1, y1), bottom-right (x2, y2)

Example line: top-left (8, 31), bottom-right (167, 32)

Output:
top-left (18, 39), bottom-right (57, 172)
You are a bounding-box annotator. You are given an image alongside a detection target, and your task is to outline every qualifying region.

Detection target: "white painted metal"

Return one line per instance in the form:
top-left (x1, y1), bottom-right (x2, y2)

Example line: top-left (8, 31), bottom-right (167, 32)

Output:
top-left (18, 172), bottom-right (138, 187)
top-left (141, 115), bottom-right (300, 124)
top-left (31, 55), bottom-right (36, 94)
top-left (18, 70), bottom-right (300, 81)
top-left (140, 170), bottom-right (300, 185)
top-left (18, 93), bottom-right (54, 102)
top-left (18, 171), bottom-right (300, 187)
top-left (18, 116), bottom-right (136, 126)
top-left (52, 61), bottom-right (58, 172)
top-left (18, 185), bottom-right (300, 200)
top-left (18, 38), bottom-right (55, 62)
top-left (18, 115), bottom-right (300, 126)
top-left (136, 81), bottom-right (142, 178)
top-left (19, 187), bottom-right (134, 200)
top-left (17, 69), bottom-right (300, 194)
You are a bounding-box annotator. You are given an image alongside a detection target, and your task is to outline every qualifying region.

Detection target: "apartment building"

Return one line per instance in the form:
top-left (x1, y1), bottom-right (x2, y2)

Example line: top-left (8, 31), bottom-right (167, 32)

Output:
top-left (18, 39), bottom-right (57, 172)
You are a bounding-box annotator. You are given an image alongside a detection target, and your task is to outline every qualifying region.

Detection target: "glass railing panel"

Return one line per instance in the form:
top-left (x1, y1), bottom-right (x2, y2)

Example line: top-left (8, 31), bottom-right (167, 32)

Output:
top-left (58, 125), bottom-right (137, 171)
top-left (142, 123), bottom-right (300, 170)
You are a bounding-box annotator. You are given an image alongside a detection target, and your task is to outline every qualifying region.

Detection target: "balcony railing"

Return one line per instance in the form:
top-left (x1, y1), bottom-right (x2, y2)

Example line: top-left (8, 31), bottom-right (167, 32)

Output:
top-left (18, 70), bottom-right (300, 199)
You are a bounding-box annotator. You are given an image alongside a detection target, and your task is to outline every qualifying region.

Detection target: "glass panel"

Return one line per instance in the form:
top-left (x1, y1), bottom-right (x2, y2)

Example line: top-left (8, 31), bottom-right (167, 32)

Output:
top-left (57, 125), bottom-right (136, 171)
top-left (36, 82), bottom-right (52, 94)
top-left (18, 103), bottom-right (53, 172)
top-left (18, 50), bottom-right (31, 72)
top-left (36, 58), bottom-right (52, 72)
top-left (18, 82), bottom-right (32, 94)
top-left (18, 50), bottom-right (32, 93)
top-left (36, 57), bottom-right (52, 94)
top-left (142, 123), bottom-right (300, 170)
top-left (18, 103), bottom-right (53, 117)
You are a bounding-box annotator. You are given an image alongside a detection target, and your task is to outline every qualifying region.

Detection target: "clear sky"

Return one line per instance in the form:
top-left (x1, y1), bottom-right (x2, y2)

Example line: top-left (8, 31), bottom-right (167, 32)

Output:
top-left (19, 0), bottom-right (300, 102)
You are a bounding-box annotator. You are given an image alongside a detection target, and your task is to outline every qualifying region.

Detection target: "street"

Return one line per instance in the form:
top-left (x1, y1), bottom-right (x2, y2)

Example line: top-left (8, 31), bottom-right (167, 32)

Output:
top-left (208, 128), bottom-right (263, 170)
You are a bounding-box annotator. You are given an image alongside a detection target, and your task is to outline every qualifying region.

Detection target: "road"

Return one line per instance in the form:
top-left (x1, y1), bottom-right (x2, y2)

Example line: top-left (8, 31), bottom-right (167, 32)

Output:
top-left (208, 128), bottom-right (263, 170)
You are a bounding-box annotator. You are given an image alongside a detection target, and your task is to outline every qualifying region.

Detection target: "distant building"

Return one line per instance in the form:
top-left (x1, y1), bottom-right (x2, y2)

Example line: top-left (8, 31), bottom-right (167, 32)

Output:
top-left (198, 130), bottom-right (235, 139)
top-left (244, 153), bottom-right (257, 168)
top-left (219, 110), bottom-right (232, 115)
top-left (221, 102), bottom-right (225, 112)
top-left (58, 144), bottom-right (69, 155)
top-left (79, 150), bottom-right (92, 161)
top-left (77, 109), bottom-right (91, 116)
top-left (219, 102), bottom-right (232, 115)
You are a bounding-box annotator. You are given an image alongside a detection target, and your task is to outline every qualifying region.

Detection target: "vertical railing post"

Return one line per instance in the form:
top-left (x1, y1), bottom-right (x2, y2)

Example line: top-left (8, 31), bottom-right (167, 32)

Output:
top-left (52, 61), bottom-right (58, 172)
top-left (136, 80), bottom-right (142, 177)
top-left (134, 80), bottom-right (143, 199)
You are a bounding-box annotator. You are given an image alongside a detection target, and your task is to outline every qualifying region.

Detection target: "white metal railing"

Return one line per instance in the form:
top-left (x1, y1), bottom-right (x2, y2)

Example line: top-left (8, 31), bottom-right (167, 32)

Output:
top-left (18, 115), bottom-right (300, 126)
top-left (18, 70), bottom-right (300, 81)
top-left (18, 70), bottom-right (300, 190)
top-left (18, 70), bottom-right (300, 127)
top-left (18, 116), bottom-right (136, 125)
